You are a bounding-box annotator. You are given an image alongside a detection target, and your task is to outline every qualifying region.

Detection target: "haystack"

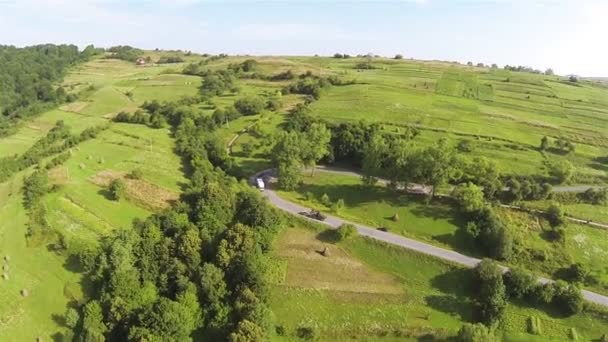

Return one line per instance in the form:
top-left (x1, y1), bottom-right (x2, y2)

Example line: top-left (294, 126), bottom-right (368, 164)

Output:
top-left (391, 213), bottom-right (399, 222)
top-left (2, 273), bottom-right (8, 280)
top-left (321, 246), bottom-right (330, 257)
top-left (4, 255), bottom-right (10, 262)
top-left (20, 289), bottom-right (29, 297)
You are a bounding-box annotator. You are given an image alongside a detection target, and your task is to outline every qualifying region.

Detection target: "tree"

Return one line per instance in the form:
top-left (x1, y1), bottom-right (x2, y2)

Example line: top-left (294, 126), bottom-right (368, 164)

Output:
top-left (413, 139), bottom-right (456, 198)
top-left (199, 263), bottom-right (229, 328)
top-left (546, 203), bottom-right (566, 228)
top-left (540, 136), bottom-right (549, 151)
top-left (545, 68), bottom-right (554, 76)
top-left (301, 123), bottom-right (331, 176)
top-left (456, 323), bottom-right (497, 342)
top-left (452, 183), bottom-right (485, 213)
top-left (548, 160), bottom-right (574, 184)
top-left (361, 132), bottom-right (387, 185)
top-left (80, 300), bottom-right (107, 342)
top-left (234, 96), bottom-right (265, 115)
top-left (229, 319), bottom-right (264, 342)
top-left (109, 178), bottom-right (126, 201)
top-left (272, 131), bottom-right (303, 190)
top-left (64, 307), bottom-right (80, 329)
top-left (394, 54), bottom-right (404, 59)
top-left (474, 259), bottom-right (507, 325)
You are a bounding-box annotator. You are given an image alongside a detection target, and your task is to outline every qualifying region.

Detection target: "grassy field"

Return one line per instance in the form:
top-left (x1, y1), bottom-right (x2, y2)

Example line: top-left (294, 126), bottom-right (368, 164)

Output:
top-left (275, 171), bottom-right (608, 295)
top-left (0, 55), bottom-right (195, 340)
top-left (269, 221), bottom-right (608, 341)
top-left (1, 52), bottom-right (607, 339)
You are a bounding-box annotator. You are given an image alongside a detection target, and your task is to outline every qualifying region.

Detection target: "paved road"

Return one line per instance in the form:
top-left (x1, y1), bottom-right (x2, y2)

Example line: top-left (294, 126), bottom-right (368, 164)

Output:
top-left (252, 169), bottom-right (608, 307)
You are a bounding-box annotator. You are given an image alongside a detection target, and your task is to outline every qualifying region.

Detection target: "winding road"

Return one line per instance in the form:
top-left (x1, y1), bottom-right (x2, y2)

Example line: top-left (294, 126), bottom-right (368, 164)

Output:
top-left (252, 169), bottom-right (608, 307)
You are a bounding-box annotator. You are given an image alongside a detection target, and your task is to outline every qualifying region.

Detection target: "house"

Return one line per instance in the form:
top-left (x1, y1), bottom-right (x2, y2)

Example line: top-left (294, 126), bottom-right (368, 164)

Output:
top-left (135, 57), bottom-right (146, 66)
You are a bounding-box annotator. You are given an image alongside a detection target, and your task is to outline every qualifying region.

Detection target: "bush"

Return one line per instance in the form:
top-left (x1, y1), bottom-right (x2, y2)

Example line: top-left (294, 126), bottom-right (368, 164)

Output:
top-left (336, 223), bottom-right (357, 241)
top-left (456, 323), bottom-right (497, 342)
top-left (546, 203), bottom-right (566, 228)
top-left (109, 179), bottom-right (126, 201)
top-left (394, 54), bottom-right (404, 59)
top-left (320, 193), bottom-right (331, 207)
top-left (304, 191), bottom-right (314, 201)
top-left (128, 169), bottom-right (143, 180)
top-left (332, 198), bottom-right (345, 213)
top-left (504, 267), bottom-right (536, 299)
top-left (296, 324), bottom-right (317, 340)
top-left (234, 96), bottom-right (265, 115)
top-left (64, 307), bottom-right (80, 329)
top-left (457, 139), bottom-right (475, 152)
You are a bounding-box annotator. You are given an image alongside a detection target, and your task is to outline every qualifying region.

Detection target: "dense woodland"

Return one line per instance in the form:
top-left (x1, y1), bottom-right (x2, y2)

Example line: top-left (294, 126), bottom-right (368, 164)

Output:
top-left (0, 44), bottom-right (100, 136)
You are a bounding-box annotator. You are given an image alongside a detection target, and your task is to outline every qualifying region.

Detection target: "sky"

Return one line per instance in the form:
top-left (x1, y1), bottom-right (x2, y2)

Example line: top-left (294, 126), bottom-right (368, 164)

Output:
top-left (0, 0), bottom-right (607, 76)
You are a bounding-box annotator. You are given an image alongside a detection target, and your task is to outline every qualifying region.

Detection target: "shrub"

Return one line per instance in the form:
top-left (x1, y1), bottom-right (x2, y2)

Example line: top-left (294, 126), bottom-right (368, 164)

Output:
top-left (394, 54), bottom-right (404, 59)
top-left (546, 203), bottom-right (566, 228)
top-left (336, 223), bottom-right (357, 241)
top-left (128, 169), bottom-right (143, 180)
top-left (456, 323), bottom-right (497, 342)
top-left (304, 191), bottom-right (314, 201)
top-left (109, 179), bottom-right (126, 201)
top-left (332, 198), bottom-right (345, 213)
top-left (234, 96), bottom-right (265, 115)
top-left (64, 307), bottom-right (80, 329)
top-left (457, 139), bottom-right (475, 152)
top-left (504, 267), bottom-right (536, 299)
top-left (296, 324), bottom-right (317, 340)
top-left (320, 193), bottom-right (331, 207)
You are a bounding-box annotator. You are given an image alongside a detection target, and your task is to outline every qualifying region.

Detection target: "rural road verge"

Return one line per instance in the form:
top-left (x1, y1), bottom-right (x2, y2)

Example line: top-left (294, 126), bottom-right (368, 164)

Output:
top-left (251, 169), bottom-right (608, 307)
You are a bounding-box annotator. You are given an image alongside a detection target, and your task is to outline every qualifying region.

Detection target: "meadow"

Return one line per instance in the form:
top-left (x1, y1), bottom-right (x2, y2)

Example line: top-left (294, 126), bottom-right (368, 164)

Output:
top-left (0, 54), bottom-right (196, 340)
top-left (0, 51), bottom-right (607, 339)
top-left (269, 220), bottom-right (608, 341)
top-left (275, 171), bottom-right (608, 296)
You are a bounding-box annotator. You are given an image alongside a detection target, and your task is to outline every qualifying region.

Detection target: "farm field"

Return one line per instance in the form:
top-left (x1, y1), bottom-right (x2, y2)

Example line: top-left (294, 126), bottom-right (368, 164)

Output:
top-left (269, 222), bottom-right (608, 341)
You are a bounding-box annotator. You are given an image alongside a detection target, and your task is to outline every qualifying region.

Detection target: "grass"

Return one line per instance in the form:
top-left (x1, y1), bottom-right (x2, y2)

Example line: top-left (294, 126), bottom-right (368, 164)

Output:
top-left (269, 220), bottom-right (608, 341)
top-left (0, 56), bottom-right (193, 340)
top-left (275, 172), bottom-right (472, 252)
top-left (277, 170), bottom-right (608, 296)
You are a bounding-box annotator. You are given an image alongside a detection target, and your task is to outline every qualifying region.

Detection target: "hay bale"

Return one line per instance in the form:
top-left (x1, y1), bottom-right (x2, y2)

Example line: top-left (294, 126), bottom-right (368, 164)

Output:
top-left (87, 155), bottom-right (93, 160)
top-left (79, 163), bottom-right (86, 169)
top-left (391, 213), bottom-right (400, 222)
top-left (2, 273), bottom-right (8, 280)
top-left (4, 255), bottom-right (10, 262)
top-left (20, 289), bottom-right (29, 297)
top-left (2, 264), bottom-right (8, 271)
top-left (321, 247), bottom-right (330, 257)
top-left (36, 337), bottom-right (43, 342)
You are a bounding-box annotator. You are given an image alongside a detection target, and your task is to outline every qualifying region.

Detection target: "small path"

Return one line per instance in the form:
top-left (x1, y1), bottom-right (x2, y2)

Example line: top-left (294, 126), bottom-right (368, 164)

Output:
top-left (252, 169), bottom-right (608, 307)
top-left (227, 121), bottom-right (258, 155)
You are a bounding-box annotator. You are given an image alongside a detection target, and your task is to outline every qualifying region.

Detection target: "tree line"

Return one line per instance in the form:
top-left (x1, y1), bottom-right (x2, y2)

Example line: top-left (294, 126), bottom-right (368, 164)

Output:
top-left (68, 93), bottom-right (283, 341)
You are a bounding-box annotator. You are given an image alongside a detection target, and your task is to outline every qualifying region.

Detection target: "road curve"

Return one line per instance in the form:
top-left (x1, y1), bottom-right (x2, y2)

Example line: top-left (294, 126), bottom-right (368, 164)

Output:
top-left (252, 170), bottom-right (608, 307)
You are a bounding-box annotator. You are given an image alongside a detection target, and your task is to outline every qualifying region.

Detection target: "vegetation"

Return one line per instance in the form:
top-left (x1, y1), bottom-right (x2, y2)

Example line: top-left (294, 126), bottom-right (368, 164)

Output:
top-left (0, 44), bottom-right (96, 136)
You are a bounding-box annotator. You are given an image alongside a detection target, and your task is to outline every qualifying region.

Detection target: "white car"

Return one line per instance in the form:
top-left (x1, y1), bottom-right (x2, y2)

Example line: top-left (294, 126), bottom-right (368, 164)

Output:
top-left (256, 178), bottom-right (265, 191)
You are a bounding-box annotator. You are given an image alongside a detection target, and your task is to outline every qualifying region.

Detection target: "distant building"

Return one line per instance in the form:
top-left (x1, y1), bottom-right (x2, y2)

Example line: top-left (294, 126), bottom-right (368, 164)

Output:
top-left (135, 57), bottom-right (146, 65)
